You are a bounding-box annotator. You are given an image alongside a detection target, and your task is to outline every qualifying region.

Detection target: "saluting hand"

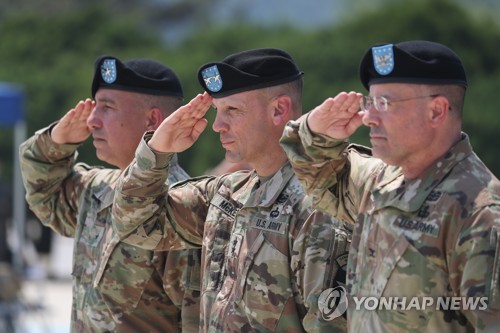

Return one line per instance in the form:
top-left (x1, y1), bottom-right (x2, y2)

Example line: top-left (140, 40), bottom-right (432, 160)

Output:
top-left (148, 92), bottom-right (213, 153)
top-left (51, 99), bottom-right (94, 144)
top-left (307, 91), bottom-right (364, 140)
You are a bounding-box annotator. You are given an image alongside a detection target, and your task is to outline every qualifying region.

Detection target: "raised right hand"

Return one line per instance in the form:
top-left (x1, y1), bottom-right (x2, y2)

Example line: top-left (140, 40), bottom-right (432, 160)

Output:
top-left (51, 99), bottom-right (94, 144)
top-left (148, 93), bottom-right (213, 153)
top-left (307, 91), bottom-right (364, 140)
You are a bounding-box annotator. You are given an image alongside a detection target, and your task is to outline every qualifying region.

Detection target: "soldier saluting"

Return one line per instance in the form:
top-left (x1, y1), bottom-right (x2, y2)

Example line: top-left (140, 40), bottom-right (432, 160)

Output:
top-left (112, 48), bottom-right (350, 332)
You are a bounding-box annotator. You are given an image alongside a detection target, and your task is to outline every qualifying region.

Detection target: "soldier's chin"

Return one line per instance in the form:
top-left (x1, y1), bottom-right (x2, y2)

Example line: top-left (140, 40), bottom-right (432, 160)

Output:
top-left (224, 152), bottom-right (242, 164)
top-left (95, 150), bottom-right (111, 164)
top-left (372, 150), bottom-right (397, 166)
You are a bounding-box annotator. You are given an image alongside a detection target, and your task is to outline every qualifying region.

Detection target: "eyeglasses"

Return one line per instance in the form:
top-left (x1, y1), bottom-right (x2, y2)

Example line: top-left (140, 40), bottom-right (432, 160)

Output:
top-left (360, 94), bottom-right (439, 112)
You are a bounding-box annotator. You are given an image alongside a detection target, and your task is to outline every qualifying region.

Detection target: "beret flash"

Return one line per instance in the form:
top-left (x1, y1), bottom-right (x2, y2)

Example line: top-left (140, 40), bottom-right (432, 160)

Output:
top-left (359, 40), bottom-right (467, 90)
top-left (197, 48), bottom-right (303, 98)
top-left (91, 56), bottom-right (183, 98)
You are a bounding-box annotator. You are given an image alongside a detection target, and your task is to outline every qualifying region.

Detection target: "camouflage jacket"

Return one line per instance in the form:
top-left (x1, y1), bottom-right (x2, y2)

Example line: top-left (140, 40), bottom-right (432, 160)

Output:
top-left (111, 132), bottom-right (350, 333)
top-left (280, 116), bottom-right (500, 333)
top-left (19, 125), bottom-right (202, 333)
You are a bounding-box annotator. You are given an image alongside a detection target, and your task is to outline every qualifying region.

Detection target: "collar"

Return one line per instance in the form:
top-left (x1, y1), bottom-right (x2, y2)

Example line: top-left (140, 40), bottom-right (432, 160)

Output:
top-left (372, 133), bottom-right (472, 212)
top-left (243, 162), bottom-right (296, 208)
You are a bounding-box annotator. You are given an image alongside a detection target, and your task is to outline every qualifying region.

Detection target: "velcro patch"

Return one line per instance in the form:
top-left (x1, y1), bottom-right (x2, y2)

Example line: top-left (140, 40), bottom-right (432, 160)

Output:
top-left (249, 217), bottom-right (286, 235)
top-left (212, 194), bottom-right (238, 218)
top-left (393, 217), bottom-right (440, 238)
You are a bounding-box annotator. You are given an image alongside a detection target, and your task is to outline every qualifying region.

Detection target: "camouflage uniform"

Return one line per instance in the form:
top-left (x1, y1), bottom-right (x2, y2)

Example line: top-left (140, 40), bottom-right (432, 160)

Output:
top-left (280, 117), bottom-right (500, 332)
top-left (112, 132), bottom-right (350, 332)
top-left (19, 125), bottom-right (201, 333)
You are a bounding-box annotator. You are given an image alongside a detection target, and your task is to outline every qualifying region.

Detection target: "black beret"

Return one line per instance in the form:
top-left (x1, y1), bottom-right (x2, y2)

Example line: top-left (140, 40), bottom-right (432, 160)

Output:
top-left (359, 40), bottom-right (467, 90)
top-left (91, 56), bottom-right (183, 98)
top-left (197, 48), bottom-right (303, 98)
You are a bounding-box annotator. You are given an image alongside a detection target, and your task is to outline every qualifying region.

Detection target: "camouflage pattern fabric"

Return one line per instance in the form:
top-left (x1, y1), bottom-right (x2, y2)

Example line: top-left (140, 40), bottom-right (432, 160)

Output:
top-left (19, 125), bottom-right (201, 333)
top-left (111, 132), bottom-right (349, 332)
top-left (280, 115), bottom-right (500, 332)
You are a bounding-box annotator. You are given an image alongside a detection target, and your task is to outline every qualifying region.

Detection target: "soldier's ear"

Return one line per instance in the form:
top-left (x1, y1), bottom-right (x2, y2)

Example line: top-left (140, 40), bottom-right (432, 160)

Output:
top-left (147, 107), bottom-right (163, 130)
top-left (271, 95), bottom-right (292, 126)
top-left (429, 95), bottom-right (448, 128)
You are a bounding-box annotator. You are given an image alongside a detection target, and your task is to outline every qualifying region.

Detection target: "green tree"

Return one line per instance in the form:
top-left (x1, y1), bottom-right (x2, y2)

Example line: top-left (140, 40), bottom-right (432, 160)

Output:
top-left (173, 0), bottom-right (500, 177)
top-left (0, 6), bottom-right (173, 180)
top-left (1, 0), bottom-right (498, 183)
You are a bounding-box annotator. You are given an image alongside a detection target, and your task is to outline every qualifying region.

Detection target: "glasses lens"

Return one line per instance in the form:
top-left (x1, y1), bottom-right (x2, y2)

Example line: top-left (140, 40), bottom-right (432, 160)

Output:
top-left (361, 96), bottom-right (371, 111)
top-left (374, 96), bottom-right (387, 112)
top-left (373, 97), bottom-right (380, 111)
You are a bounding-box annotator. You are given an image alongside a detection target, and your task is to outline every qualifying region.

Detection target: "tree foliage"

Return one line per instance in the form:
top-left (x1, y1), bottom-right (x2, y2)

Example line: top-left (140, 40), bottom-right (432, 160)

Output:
top-left (1, 0), bottom-right (499, 183)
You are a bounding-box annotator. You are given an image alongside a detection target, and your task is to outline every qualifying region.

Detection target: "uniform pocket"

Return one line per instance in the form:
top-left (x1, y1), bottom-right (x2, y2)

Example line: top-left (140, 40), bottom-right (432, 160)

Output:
top-left (203, 196), bottom-right (235, 292)
top-left (369, 237), bottom-right (410, 298)
top-left (72, 214), bottom-right (106, 281)
top-left (186, 249), bottom-right (202, 291)
top-left (236, 232), bottom-right (292, 331)
top-left (97, 241), bottom-right (153, 310)
top-left (377, 235), bottom-right (449, 331)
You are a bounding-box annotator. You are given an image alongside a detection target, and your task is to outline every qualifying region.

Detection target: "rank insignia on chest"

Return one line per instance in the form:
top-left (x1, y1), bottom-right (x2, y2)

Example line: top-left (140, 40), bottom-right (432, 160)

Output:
top-left (229, 234), bottom-right (243, 257)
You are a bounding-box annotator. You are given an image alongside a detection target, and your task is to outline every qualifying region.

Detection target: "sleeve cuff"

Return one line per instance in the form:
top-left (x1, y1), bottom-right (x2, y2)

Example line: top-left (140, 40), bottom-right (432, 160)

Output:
top-left (136, 131), bottom-right (174, 170)
top-left (300, 113), bottom-right (348, 149)
top-left (36, 123), bottom-right (80, 160)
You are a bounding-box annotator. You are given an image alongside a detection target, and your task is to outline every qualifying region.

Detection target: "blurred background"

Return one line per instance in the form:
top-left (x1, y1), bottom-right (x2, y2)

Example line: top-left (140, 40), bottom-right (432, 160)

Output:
top-left (1, 0), bottom-right (499, 332)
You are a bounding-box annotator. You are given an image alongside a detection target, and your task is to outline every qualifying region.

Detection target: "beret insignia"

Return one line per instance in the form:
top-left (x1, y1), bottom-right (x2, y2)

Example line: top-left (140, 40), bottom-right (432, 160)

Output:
top-left (201, 65), bottom-right (223, 92)
top-left (101, 59), bottom-right (117, 84)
